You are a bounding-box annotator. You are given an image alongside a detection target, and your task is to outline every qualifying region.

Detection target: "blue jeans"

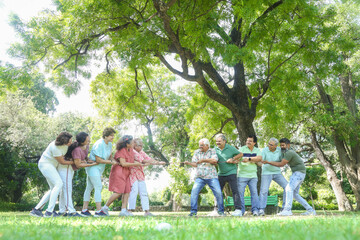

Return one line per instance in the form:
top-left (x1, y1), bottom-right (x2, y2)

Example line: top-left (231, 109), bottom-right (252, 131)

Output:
top-left (238, 177), bottom-right (259, 214)
top-left (284, 171), bottom-right (313, 211)
top-left (190, 178), bottom-right (224, 214)
top-left (259, 174), bottom-right (288, 210)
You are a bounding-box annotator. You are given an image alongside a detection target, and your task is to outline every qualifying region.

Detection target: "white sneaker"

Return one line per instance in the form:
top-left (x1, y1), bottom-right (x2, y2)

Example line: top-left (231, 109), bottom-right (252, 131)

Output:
top-left (277, 210), bottom-right (293, 216)
top-left (207, 210), bottom-right (220, 217)
top-left (127, 210), bottom-right (134, 216)
top-left (253, 210), bottom-right (259, 216)
top-left (231, 209), bottom-right (243, 217)
top-left (259, 209), bottom-right (265, 216)
top-left (119, 211), bottom-right (130, 217)
top-left (101, 206), bottom-right (109, 216)
top-left (301, 209), bottom-right (316, 216)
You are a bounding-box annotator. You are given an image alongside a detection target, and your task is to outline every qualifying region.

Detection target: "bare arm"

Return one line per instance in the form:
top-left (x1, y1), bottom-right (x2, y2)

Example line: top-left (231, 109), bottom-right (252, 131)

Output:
top-left (55, 156), bottom-right (73, 165)
top-left (263, 158), bottom-right (289, 167)
top-left (242, 155), bottom-right (262, 163)
top-left (74, 158), bottom-right (98, 168)
top-left (226, 152), bottom-right (245, 164)
top-left (95, 155), bottom-right (117, 165)
top-left (184, 161), bottom-right (197, 167)
top-left (198, 158), bottom-right (218, 165)
top-left (119, 157), bottom-right (143, 167)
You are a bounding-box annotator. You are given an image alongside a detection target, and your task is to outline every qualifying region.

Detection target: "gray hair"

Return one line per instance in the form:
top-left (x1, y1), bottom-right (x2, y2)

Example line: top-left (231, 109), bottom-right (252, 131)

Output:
top-left (269, 137), bottom-right (279, 145)
top-left (215, 133), bottom-right (227, 142)
top-left (134, 138), bottom-right (143, 146)
top-left (199, 138), bottom-right (210, 147)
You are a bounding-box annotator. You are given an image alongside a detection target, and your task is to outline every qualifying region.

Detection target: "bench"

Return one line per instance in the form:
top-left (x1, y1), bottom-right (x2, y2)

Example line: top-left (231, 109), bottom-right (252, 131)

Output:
top-left (224, 195), bottom-right (279, 214)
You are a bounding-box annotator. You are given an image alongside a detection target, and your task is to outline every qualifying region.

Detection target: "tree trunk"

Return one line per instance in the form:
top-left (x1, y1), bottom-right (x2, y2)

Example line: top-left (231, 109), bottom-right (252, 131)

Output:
top-left (311, 131), bottom-right (353, 211)
top-left (315, 76), bottom-right (360, 210)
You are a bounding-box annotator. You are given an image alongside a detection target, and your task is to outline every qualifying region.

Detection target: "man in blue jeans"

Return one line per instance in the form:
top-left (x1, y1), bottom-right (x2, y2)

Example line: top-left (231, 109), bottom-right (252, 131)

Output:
top-left (262, 138), bottom-right (316, 216)
top-left (184, 138), bottom-right (225, 217)
top-left (235, 135), bottom-right (262, 216)
top-left (258, 137), bottom-right (288, 216)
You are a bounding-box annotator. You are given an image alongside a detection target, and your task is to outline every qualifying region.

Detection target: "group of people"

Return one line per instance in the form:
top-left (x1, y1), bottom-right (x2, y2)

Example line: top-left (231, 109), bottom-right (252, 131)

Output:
top-left (29, 127), bottom-right (164, 218)
top-left (29, 127), bottom-right (316, 218)
top-left (185, 134), bottom-right (316, 217)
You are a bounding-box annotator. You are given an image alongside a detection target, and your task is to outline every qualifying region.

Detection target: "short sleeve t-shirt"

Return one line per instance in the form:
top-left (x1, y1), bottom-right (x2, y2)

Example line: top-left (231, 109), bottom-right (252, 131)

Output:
top-left (192, 148), bottom-right (218, 179)
top-left (215, 144), bottom-right (240, 176)
top-left (86, 139), bottom-right (112, 176)
top-left (39, 141), bottom-right (68, 166)
top-left (71, 145), bottom-right (89, 171)
top-left (261, 147), bottom-right (282, 175)
top-left (282, 149), bottom-right (306, 174)
top-left (237, 146), bottom-right (261, 178)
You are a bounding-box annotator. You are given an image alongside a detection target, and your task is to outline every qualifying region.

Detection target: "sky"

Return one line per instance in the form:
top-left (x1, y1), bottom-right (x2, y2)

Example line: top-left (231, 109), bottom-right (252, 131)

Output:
top-left (0, 0), bottom-right (171, 194)
top-left (0, 0), bottom-right (96, 116)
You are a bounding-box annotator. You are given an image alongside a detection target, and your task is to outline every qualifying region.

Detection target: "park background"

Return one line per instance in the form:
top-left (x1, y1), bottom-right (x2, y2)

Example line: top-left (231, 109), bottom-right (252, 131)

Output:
top-left (0, 0), bottom-right (359, 223)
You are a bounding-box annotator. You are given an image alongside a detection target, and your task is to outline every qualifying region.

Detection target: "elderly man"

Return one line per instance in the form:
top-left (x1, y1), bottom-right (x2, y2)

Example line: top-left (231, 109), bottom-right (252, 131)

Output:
top-left (236, 135), bottom-right (262, 216)
top-left (263, 138), bottom-right (316, 216)
top-left (258, 138), bottom-right (288, 216)
top-left (215, 134), bottom-right (243, 217)
top-left (184, 138), bottom-right (225, 217)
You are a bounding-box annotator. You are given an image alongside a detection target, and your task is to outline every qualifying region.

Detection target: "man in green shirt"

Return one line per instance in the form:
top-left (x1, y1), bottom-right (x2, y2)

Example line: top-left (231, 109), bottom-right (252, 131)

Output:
top-left (215, 134), bottom-right (244, 217)
top-left (262, 138), bottom-right (316, 216)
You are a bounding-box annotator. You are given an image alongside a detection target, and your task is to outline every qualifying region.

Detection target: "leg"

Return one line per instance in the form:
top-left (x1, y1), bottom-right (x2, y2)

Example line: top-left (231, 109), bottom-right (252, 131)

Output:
top-left (105, 192), bottom-right (122, 207)
top-left (82, 175), bottom-right (94, 210)
top-left (38, 162), bottom-right (63, 212)
top-left (273, 173), bottom-right (288, 208)
top-left (58, 165), bottom-right (76, 213)
top-left (237, 177), bottom-right (248, 214)
top-left (248, 178), bottom-right (260, 213)
top-left (122, 193), bottom-right (130, 209)
top-left (190, 178), bottom-right (206, 214)
top-left (89, 175), bottom-right (103, 211)
top-left (292, 173), bottom-right (313, 211)
top-left (57, 165), bottom-right (67, 213)
top-left (284, 172), bottom-right (305, 211)
top-left (207, 178), bottom-right (224, 213)
top-left (138, 181), bottom-right (150, 212)
top-left (128, 181), bottom-right (139, 210)
top-left (259, 175), bottom-right (272, 211)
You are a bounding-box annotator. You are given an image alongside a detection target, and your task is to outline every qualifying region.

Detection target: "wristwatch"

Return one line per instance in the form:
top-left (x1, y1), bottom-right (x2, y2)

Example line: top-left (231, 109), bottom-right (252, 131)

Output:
top-left (249, 157), bottom-right (251, 162)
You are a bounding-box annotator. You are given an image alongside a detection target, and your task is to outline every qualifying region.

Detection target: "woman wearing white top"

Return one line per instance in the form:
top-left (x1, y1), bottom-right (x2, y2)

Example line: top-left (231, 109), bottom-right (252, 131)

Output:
top-left (30, 132), bottom-right (74, 217)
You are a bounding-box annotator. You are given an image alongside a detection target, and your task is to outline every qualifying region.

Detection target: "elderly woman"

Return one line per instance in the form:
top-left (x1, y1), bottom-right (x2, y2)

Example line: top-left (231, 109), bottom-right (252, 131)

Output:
top-left (81, 127), bottom-right (118, 217)
top-left (58, 132), bottom-right (97, 217)
top-left (101, 135), bottom-right (143, 217)
top-left (128, 138), bottom-right (165, 216)
top-left (29, 132), bottom-right (74, 217)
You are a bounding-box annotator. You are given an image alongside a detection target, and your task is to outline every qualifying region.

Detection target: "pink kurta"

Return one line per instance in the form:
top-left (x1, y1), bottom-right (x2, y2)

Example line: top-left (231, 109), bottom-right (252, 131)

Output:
top-left (108, 147), bottom-right (134, 193)
top-left (130, 150), bottom-right (152, 185)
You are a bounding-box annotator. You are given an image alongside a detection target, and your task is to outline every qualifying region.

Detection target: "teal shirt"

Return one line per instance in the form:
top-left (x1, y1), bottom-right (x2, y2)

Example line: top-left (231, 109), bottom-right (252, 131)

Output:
top-left (261, 147), bottom-right (282, 175)
top-left (86, 139), bottom-right (113, 176)
top-left (215, 144), bottom-right (240, 176)
top-left (237, 146), bottom-right (261, 178)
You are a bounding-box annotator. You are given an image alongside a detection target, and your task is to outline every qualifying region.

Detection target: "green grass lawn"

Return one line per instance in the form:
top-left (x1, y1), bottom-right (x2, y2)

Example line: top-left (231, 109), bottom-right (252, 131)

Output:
top-left (0, 211), bottom-right (360, 240)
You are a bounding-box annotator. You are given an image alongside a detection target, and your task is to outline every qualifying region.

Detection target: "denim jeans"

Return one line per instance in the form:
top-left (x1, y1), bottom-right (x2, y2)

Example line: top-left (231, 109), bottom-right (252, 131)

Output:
top-left (259, 174), bottom-right (288, 210)
top-left (284, 171), bottom-right (313, 211)
top-left (238, 177), bottom-right (259, 214)
top-left (191, 178), bottom-right (224, 214)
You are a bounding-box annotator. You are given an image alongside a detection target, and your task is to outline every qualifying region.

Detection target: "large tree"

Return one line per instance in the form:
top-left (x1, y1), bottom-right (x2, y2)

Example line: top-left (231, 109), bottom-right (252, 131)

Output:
top-left (9, 0), bottom-right (324, 144)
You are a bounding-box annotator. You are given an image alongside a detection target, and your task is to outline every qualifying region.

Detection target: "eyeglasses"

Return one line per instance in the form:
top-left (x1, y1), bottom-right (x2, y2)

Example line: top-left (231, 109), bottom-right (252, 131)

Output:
top-left (268, 143), bottom-right (275, 147)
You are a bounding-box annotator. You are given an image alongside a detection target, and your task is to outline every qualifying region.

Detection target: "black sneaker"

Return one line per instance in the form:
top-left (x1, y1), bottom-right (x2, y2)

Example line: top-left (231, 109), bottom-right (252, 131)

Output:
top-left (44, 211), bottom-right (60, 218)
top-left (29, 208), bottom-right (43, 217)
top-left (58, 212), bottom-right (68, 217)
top-left (188, 212), bottom-right (197, 217)
top-left (80, 210), bottom-right (93, 217)
top-left (94, 210), bottom-right (107, 217)
top-left (68, 212), bottom-right (83, 217)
